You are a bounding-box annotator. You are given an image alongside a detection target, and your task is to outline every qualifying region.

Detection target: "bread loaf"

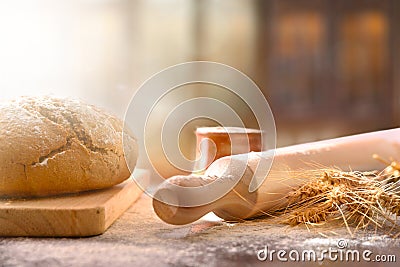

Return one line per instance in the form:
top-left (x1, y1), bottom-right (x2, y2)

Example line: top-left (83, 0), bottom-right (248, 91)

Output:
top-left (0, 96), bottom-right (138, 197)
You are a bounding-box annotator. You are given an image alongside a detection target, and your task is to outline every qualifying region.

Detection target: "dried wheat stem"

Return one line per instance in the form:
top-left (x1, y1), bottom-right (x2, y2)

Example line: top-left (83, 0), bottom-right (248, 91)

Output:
top-left (276, 157), bottom-right (400, 235)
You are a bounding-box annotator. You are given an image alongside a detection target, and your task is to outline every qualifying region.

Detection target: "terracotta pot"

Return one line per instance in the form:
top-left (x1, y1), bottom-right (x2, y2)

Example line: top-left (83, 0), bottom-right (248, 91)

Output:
top-left (193, 127), bottom-right (262, 173)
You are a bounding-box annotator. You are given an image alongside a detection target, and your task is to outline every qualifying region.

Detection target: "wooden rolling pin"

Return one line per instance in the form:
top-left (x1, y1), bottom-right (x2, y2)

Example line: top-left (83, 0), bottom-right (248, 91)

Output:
top-left (153, 128), bottom-right (400, 225)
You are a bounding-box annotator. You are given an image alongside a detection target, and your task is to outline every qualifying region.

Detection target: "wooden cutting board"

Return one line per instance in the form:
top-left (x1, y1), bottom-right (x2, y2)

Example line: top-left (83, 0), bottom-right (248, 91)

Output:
top-left (0, 169), bottom-right (149, 237)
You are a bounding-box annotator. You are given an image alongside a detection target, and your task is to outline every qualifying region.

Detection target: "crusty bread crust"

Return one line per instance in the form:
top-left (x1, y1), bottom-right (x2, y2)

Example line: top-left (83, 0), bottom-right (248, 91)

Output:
top-left (0, 96), bottom-right (138, 197)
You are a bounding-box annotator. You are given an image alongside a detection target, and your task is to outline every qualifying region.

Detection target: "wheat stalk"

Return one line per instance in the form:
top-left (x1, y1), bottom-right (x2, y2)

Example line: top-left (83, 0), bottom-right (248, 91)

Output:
top-left (275, 155), bottom-right (400, 235)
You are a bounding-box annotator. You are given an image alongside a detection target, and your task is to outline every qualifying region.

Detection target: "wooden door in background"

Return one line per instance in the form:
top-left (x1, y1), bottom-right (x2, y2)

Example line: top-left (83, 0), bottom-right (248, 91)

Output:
top-left (256, 0), bottom-right (395, 146)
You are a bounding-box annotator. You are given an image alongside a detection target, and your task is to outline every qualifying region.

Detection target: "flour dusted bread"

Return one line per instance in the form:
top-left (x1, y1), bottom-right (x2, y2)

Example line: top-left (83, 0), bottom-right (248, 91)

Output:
top-left (0, 96), bottom-right (138, 197)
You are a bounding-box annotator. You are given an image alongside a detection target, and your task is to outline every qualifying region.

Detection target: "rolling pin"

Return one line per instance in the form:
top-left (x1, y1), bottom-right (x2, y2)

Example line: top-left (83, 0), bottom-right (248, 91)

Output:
top-left (153, 128), bottom-right (400, 225)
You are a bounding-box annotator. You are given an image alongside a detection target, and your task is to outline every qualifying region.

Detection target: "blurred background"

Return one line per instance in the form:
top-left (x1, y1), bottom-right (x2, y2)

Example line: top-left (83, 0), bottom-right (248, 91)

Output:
top-left (0, 0), bottom-right (399, 173)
